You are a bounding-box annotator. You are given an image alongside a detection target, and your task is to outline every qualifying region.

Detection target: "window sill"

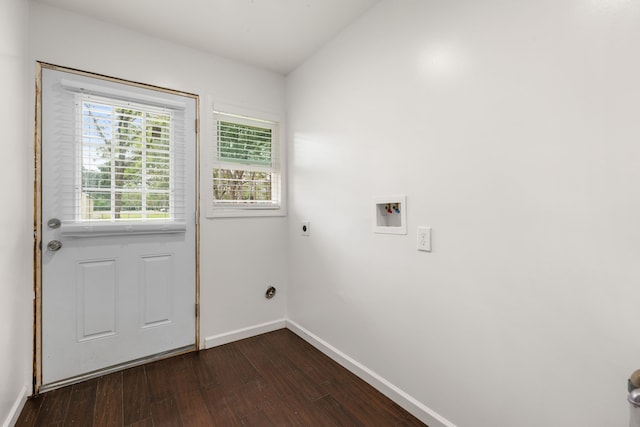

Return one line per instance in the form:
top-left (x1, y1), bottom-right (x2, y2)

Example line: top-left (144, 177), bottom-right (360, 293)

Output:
top-left (206, 207), bottom-right (286, 218)
top-left (60, 222), bottom-right (187, 237)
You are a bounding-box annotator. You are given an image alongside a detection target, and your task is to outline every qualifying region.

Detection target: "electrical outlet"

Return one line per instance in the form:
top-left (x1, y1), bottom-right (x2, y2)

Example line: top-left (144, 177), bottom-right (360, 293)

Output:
top-left (301, 221), bottom-right (310, 236)
top-left (417, 227), bottom-right (431, 252)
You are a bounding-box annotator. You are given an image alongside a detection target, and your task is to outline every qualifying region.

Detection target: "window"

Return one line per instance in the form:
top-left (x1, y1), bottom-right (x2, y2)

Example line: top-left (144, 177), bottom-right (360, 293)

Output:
top-left (211, 110), bottom-right (283, 216)
top-left (80, 95), bottom-right (175, 221)
top-left (44, 74), bottom-right (191, 237)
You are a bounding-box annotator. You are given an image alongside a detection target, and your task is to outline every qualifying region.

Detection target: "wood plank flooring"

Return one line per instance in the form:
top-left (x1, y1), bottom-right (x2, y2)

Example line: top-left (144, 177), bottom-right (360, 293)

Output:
top-left (16, 329), bottom-right (426, 426)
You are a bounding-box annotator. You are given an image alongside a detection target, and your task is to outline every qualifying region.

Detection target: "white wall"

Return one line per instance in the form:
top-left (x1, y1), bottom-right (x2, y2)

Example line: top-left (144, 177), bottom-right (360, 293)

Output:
top-left (28, 2), bottom-right (288, 350)
top-left (0, 0), bottom-right (32, 425)
top-left (286, 0), bottom-right (640, 426)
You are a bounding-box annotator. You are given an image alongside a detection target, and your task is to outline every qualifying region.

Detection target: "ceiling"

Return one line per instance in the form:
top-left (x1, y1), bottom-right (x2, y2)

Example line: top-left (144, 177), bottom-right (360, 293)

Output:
top-left (33, 0), bottom-right (381, 75)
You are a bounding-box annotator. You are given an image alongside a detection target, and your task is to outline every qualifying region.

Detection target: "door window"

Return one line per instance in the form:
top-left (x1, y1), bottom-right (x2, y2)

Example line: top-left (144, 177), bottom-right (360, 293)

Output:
top-left (80, 95), bottom-right (174, 222)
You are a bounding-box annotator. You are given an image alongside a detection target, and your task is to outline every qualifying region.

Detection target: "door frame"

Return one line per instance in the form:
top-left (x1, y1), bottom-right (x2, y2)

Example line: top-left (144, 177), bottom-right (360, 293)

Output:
top-left (33, 62), bottom-right (200, 394)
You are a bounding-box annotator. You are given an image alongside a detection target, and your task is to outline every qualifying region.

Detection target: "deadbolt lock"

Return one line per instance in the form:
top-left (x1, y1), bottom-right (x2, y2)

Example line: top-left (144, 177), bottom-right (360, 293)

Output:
top-left (47, 218), bottom-right (61, 229)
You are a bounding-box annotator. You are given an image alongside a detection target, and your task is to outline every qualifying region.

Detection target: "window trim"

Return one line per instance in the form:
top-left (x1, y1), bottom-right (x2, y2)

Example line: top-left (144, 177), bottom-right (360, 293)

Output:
top-left (206, 101), bottom-right (286, 218)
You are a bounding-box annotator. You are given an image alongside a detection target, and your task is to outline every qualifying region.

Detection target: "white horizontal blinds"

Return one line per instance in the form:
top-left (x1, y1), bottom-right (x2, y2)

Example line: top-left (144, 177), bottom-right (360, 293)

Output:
top-left (45, 83), bottom-right (77, 223)
top-left (79, 94), bottom-right (186, 222)
top-left (213, 112), bottom-right (280, 208)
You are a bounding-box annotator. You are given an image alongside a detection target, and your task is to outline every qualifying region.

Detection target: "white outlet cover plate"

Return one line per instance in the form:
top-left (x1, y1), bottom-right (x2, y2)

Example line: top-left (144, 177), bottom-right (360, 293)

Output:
top-left (417, 226), bottom-right (431, 251)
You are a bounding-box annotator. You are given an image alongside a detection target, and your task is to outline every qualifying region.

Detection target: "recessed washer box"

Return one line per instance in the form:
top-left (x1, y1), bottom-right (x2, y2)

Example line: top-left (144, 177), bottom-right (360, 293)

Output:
top-left (373, 195), bottom-right (407, 235)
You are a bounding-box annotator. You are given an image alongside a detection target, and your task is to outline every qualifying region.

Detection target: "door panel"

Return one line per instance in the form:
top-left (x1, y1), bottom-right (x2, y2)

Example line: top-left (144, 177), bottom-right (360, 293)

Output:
top-left (77, 259), bottom-right (118, 341)
top-left (40, 67), bottom-right (197, 386)
top-left (140, 254), bottom-right (173, 328)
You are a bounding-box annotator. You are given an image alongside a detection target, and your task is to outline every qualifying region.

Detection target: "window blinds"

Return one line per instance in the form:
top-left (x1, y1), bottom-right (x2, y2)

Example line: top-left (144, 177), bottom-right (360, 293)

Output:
top-left (80, 95), bottom-right (179, 221)
top-left (217, 120), bottom-right (272, 166)
top-left (47, 79), bottom-right (187, 225)
top-left (213, 113), bottom-right (280, 208)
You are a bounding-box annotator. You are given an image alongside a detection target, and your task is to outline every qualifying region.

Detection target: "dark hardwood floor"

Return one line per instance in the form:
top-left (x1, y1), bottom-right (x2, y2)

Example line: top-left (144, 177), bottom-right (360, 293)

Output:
top-left (16, 329), bottom-right (426, 426)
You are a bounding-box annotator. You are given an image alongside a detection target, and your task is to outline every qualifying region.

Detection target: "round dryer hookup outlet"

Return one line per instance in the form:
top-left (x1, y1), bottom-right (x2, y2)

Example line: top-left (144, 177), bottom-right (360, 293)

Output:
top-left (265, 286), bottom-right (276, 299)
top-left (301, 221), bottom-right (310, 236)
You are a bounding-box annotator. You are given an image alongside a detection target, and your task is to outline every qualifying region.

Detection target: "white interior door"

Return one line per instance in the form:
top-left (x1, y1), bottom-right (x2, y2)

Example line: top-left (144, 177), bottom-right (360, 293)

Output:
top-left (40, 67), bottom-right (197, 387)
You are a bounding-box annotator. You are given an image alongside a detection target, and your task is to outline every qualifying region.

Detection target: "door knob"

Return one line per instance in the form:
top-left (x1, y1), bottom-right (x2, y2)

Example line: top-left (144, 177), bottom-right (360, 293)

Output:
top-left (47, 240), bottom-right (62, 252)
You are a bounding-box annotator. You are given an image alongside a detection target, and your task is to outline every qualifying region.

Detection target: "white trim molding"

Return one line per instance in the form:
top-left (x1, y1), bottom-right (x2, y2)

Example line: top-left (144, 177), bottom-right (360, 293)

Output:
top-left (204, 319), bottom-right (287, 348)
top-left (3, 385), bottom-right (29, 427)
top-left (285, 320), bottom-right (457, 427)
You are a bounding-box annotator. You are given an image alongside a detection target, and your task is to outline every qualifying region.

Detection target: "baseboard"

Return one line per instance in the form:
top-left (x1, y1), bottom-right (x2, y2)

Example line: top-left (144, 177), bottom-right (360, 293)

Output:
top-left (3, 384), bottom-right (29, 427)
top-left (286, 320), bottom-right (456, 427)
top-left (204, 318), bottom-right (456, 426)
top-left (204, 319), bottom-right (287, 349)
